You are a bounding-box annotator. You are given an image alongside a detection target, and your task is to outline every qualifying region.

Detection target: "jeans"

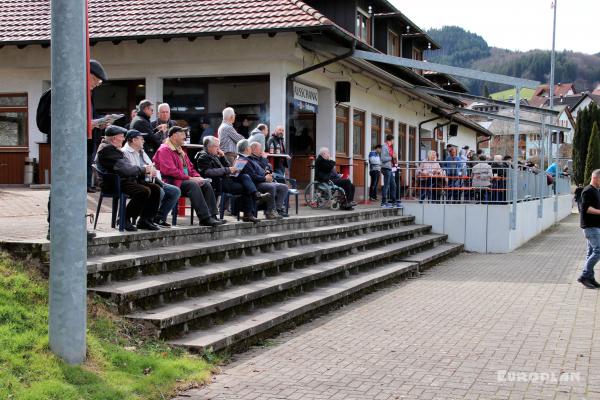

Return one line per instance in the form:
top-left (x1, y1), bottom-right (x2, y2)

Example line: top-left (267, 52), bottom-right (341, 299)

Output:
top-left (582, 227), bottom-right (600, 279)
top-left (158, 183), bottom-right (181, 221)
top-left (381, 168), bottom-right (397, 204)
top-left (369, 170), bottom-right (380, 199)
top-left (447, 175), bottom-right (462, 203)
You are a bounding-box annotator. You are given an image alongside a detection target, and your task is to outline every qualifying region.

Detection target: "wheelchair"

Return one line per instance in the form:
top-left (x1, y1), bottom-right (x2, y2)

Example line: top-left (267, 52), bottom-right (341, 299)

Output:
top-left (304, 180), bottom-right (347, 210)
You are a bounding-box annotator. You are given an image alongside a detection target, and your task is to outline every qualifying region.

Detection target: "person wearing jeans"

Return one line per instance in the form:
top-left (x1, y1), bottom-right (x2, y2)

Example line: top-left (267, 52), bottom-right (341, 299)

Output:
top-left (578, 169), bottom-right (600, 289)
top-left (368, 145), bottom-right (382, 201)
top-left (380, 134), bottom-right (401, 208)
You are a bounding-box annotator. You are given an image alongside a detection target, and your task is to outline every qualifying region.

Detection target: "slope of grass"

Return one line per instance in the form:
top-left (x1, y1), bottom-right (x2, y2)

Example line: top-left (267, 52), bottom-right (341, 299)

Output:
top-left (0, 252), bottom-right (214, 400)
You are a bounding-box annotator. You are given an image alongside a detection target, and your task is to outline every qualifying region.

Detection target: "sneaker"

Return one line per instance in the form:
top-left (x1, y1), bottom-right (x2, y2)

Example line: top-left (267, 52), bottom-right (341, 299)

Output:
top-left (153, 217), bottom-right (171, 228)
top-left (265, 210), bottom-right (282, 220)
top-left (277, 209), bottom-right (289, 218)
top-left (394, 202), bottom-right (404, 209)
top-left (591, 278), bottom-right (600, 288)
top-left (381, 203), bottom-right (393, 208)
top-left (577, 276), bottom-right (597, 289)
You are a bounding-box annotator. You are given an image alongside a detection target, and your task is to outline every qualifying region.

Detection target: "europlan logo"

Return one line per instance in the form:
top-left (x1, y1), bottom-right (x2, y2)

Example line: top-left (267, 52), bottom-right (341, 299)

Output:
top-left (497, 370), bottom-right (581, 384)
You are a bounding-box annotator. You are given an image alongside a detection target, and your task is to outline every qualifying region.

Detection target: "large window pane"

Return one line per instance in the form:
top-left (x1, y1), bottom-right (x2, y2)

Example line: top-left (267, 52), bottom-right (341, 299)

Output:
top-left (336, 121), bottom-right (346, 154)
top-left (371, 114), bottom-right (381, 148)
top-left (0, 111), bottom-right (27, 146)
top-left (353, 110), bottom-right (365, 156)
top-left (0, 95), bottom-right (26, 107)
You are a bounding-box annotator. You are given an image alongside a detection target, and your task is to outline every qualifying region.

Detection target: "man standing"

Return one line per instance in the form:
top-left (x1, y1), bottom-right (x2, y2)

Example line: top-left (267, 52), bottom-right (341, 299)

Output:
top-left (218, 107), bottom-right (245, 166)
top-left (444, 146), bottom-right (463, 203)
top-left (96, 126), bottom-right (161, 231)
top-left (153, 126), bottom-right (224, 227)
top-left (130, 99), bottom-right (159, 158)
top-left (368, 144), bottom-right (382, 201)
top-left (380, 134), bottom-right (401, 208)
top-left (121, 129), bottom-right (181, 227)
top-left (151, 103), bottom-right (176, 145)
top-left (578, 169), bottom-right (600, 289)
top-left (248, 123), bottom-right (269, 150)
top-left (266, 125), bottom-right (289, 180)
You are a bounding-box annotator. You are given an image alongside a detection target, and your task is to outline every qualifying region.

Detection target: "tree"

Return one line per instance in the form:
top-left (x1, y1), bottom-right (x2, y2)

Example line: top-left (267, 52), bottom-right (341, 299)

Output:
top-left (482, 84), bottom-right (490, 98)
top-left (585, 122), bottom-right (600, 183)
top-left (573, 103), bottom-right (600, 185)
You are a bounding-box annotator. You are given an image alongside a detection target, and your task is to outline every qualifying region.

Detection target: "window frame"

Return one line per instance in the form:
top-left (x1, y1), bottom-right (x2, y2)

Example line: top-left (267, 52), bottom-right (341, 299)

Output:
top-left (371, 114), bottom-right (382, 149)
top-left (335, 105), bottom-right (350, 156)
top-left (398, 122), bottom-right (407, 160)
top-left (352, 108), bottom-right (366, 158)
top-left (355, 9), bottom-right (372, 45)
top-left (387, 30), bottom-right (400, 56)
top-left (408, 125), bottom-right (417, 161)
top-left (0, 92), bottom-right (28, 149)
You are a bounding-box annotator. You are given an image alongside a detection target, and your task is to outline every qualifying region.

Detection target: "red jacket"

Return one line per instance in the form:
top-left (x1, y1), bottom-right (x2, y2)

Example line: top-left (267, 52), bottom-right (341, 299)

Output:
top-left (152, 139), bottom-right (200, 188)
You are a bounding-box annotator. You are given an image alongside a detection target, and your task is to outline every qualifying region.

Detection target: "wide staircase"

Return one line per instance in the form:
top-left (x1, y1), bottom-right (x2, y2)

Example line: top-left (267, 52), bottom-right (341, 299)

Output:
top-left (86, 208), bottom-right (462, 352)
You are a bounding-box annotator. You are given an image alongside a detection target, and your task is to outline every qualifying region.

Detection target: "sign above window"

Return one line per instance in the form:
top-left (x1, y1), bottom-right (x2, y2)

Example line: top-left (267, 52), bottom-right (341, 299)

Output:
top-left (293, 82), bottom-right (318, 105)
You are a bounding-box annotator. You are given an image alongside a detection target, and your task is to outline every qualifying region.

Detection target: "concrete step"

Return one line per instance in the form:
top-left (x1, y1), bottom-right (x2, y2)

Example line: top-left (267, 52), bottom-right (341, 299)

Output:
top-left (125, 234), bottom-right (448, 336)
top-left (89, 225), bottom-right (435, 312)
top-left (401, 243), bottom-right (464, 270)
top-left (85, 208), bottom-right (404, 257)
top-left (168, 260), bottom-right (421, 352)
top-left (87, 215), bottom-right (415, 285)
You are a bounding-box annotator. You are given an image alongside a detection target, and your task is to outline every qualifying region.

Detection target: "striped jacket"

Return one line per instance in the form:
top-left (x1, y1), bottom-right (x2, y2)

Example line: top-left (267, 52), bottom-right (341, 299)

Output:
top-left (218, 122), bottom-right (245, 153)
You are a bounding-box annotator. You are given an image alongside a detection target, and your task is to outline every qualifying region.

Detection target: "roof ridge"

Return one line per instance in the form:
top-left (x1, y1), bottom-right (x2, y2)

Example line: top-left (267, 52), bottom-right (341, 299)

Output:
top-left (286, 0), bottom-right (333, 26)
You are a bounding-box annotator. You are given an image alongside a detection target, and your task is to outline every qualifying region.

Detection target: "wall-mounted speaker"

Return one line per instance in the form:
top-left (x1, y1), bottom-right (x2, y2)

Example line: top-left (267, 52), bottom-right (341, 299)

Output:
top-left (449, 123), bottom-right (458, 137)
top-left (335, 81), bottom-right (351, 103)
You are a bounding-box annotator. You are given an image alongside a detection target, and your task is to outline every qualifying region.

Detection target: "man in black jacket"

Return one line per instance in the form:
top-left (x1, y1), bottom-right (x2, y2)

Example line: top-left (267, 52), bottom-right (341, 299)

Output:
top-left (315, 147), bottom-right (355, 210)
top-left (578, 169), bottom-right (600, 289)
top-left (249, 142), bottom-right (289, 218)
top-left (96, 125), bottom-right (161, 231)
top-left (266, 126), bottom-right (289, 179)
top-left (131, 99), bottom-right (161, 159)
top-left (196, 136), bottom-right (268, 223)
top-left (151, 103), bottom-right (176, 144)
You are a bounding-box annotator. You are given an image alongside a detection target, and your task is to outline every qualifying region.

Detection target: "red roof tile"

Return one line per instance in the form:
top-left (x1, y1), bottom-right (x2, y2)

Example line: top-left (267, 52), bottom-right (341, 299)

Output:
top-left (0, 0), bottom-right (332, 44)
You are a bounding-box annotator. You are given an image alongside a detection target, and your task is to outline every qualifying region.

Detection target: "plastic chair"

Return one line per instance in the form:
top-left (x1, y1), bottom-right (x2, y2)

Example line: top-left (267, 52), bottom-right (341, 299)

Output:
top-left (92, 165), bottom-right (128, 232)
top-left (171, 196), bottom-right (195, 226)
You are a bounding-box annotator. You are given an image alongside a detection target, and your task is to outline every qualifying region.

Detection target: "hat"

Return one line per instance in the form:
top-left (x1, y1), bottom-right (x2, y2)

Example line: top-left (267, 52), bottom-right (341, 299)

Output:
top-left (104, 125), bottom-right (127, 137)
top-left (125, 129), bottom-right (144, 141)
top-left (90, 59), bottom-right (108, 81)
top-left (168, 126), bottom-right (187, 137)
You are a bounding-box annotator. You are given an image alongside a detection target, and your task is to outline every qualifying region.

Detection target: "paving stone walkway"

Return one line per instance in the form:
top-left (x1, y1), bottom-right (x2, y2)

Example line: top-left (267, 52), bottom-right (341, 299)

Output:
top-left (176, 214), bottom-right (600, 400)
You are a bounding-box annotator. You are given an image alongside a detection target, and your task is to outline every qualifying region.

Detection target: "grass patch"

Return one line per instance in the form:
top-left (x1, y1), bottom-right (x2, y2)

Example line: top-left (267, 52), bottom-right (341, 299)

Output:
top-left (0, 252), bottom-right (216, 400)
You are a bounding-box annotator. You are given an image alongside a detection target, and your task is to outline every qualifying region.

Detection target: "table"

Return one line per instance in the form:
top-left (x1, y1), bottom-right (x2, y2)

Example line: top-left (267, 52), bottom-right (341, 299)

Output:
top-left (336, 163), bottom-right (353, 179)
top-left (266, 153), bottom-right (291, 172)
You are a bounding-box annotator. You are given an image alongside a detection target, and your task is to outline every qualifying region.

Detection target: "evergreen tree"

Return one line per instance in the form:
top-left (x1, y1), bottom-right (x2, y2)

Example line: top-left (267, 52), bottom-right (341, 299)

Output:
top-left (573, 103), bottom-right (600, 185)
top-left (584, 122), bottom-right (600, 183)
top-left (482, 84), bottom-right (490, 98)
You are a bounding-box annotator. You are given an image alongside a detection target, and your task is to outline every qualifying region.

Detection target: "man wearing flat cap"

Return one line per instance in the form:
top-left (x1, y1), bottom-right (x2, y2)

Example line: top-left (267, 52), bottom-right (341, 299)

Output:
top-left (96, 125), bottom-right (162, 231)
top-left (121, 129), bottom-right (181, 227)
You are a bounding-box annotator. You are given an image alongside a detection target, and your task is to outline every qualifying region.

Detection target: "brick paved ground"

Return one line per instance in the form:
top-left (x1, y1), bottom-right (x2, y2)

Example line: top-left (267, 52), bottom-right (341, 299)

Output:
top-left (177, 214), bottom-right (600, 400)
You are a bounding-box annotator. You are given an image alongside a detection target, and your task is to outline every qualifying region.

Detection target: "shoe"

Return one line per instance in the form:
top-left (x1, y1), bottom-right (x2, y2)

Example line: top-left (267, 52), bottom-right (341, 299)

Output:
top-left (381, 203), bottom-right (393, 208)
top-left (123, 221), bottom-right (138, 232)
top-left (591, 278), bottom-right (600, 288)
top-left (87, 231), bottom-right (96, 240)
top-left (87, 187), bottom-right (97, 193)
top-left (577, 276), bottom-right (597, 289)
top-left (200, 217), bottom-right (222, 227)
top-left (242, 214), bottom-right (260, 223)
top-left (265, 211), bottom-right (282, 220)
top-left (369, 197), bottom-right (377, 201)
top-left (341, 205), bottom-right (354, 211)
top-left (137, 218), bottom-right (160, 231)
top-left (212, 216), bottom-right (227, 225)
top-left (277, 209), bottom-right (289, 218)
top-left (394, 203), bottom-right (404, 209)
top-left (153, 217), bottom-right (171, 228)
top-left (349, 201), bottom-right (357, 207)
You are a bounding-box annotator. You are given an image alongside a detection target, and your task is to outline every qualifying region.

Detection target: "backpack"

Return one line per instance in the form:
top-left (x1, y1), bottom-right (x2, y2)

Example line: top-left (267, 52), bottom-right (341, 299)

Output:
top-left (36, 88), bottom-right (52, 138)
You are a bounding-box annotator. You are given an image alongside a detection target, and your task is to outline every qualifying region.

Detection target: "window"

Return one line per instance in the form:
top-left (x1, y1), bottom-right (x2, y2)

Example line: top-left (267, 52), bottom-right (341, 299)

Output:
top-left (371, 114), bottom-right (382, 148)
top-left (356, 11), bottom-right (371, 44)
top-left (353, 109), bottom-right (365, 157)
top-left (336, 105), bottom-right (349, 155)
top-left (398, 122), bottom-right (407, 160)
top-left (412, 48), bottom-right (423, 75)
top-left (529, 134), bottom-right (541, 141)
top-left (408, 126), bottom-right (417, 161)
top-left (0, 93), bottom-right (28, 147)
top-left (387, 31), bottom-right (400, 56)
top-left (384, 118), bottom-right (394, 139)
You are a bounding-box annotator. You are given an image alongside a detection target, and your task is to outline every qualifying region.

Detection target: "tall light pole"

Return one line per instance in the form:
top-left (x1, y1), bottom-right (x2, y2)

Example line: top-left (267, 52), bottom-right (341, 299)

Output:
top-left (550, 0), bottom-right (558, 214)
top-left (49, 0), bottom-right (88, 364)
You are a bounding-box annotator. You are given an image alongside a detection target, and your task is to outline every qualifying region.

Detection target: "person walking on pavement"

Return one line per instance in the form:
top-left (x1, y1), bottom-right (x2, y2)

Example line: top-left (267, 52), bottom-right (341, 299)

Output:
top-left (578, 169), bottom-right (600, 289)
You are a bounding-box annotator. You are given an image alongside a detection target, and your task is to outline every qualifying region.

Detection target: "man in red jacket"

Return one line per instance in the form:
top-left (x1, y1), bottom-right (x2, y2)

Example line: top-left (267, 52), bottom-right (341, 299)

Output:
top-left (153, 126), bottom-right (224, 227)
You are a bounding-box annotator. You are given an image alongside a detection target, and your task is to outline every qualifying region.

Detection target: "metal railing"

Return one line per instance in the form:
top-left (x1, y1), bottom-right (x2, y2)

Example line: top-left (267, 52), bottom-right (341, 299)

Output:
top-left (379, 161), bottom-right (571, 205)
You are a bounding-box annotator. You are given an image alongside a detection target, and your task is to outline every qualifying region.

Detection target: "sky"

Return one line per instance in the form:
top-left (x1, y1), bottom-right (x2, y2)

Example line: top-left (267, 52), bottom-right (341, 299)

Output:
top-left (389, 0), bottom-right (598, 54)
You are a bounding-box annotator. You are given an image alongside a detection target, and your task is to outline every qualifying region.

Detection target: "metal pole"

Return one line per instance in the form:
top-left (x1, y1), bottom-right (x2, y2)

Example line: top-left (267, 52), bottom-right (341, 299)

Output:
top-left (49, 0), bottom-right (88, 364)
top-left (539, 115), bottom-right (546, 217)
top-left (550, 0), bottom-right (559, 215)
top-left (510, 87), bottom-right (521, 230)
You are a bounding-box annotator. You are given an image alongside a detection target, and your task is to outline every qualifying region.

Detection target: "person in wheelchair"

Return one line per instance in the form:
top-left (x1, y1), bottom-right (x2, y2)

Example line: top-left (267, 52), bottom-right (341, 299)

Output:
top-left (315, 147), bottom-right (356, 211)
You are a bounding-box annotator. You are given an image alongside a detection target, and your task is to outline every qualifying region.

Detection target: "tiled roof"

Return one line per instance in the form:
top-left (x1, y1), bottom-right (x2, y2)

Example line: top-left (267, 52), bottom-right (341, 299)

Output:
top-left (0, 0), bottom-right (332, 45)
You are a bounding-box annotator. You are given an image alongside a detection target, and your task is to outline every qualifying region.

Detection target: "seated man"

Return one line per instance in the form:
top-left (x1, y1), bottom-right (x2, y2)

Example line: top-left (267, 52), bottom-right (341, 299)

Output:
top-left (315, 147), bottom-right (356, 211)
top-left (96, 125), bottom-right (161, 231)
top-left (153, 126), bottom-right (224, 227)
top-left (121, 129), bottom-right (181, 227)
top-left (249, 141), bottom-right (289, 218)
top-left (237, 139), bottom-right (282, 220)
top-left (196, 136), bottom-right (269, 223)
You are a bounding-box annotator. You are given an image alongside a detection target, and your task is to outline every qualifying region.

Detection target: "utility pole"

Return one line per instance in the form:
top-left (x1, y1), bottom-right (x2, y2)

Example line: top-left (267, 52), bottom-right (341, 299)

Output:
top-left (49, 0), bottom-right (88, 364)
top-left (550, 0), bottom-right (559, 215)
